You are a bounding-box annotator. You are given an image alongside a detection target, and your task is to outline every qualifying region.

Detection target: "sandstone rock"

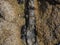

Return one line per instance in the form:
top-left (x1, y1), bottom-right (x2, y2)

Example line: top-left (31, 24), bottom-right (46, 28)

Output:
top-left (34, 0), bottom-right (60, 45)
top-left (0, 0), bottom-right (25, 45)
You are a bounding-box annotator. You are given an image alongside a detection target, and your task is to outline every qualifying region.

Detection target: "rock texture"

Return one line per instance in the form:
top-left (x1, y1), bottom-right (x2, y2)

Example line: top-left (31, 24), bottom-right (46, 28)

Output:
top-left (0, 0), bottom-right (60, 45)
top-left (0, 0), bottom-right (25, 45)
top-left (34, 0), bottom-right (60, 45)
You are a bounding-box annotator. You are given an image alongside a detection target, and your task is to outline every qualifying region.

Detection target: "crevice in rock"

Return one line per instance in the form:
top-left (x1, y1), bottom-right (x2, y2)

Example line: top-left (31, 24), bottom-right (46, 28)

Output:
top-left (17, 0), bottom-right (24, 4)
top-left (0, 13), bottom-right (4, 19)
top-left (21, 0), bottom-right (38, 45)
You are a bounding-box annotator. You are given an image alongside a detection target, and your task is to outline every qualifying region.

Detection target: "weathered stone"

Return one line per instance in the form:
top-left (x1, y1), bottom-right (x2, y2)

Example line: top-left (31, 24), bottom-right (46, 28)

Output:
top-left (34, 0), bottom-right (60, 45)
top-left (0, 0), bottom-right (25, 45)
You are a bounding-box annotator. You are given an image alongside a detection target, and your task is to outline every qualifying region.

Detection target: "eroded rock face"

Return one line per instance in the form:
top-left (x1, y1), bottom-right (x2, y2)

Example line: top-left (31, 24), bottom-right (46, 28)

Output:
top-left (0, 0), bottom-right (25, 45)
top-left (34, 0), bottom-right (60, 45)
top-left (0, 0), bottom-right (60, 45)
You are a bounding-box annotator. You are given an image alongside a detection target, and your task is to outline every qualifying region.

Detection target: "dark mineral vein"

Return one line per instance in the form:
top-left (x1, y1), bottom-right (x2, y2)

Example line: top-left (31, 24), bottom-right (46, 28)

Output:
top-left (21, 0), bottom-right (37, 45)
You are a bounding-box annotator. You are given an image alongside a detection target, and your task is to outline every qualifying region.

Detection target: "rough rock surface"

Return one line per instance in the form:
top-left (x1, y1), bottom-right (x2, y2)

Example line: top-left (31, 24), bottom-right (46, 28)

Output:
top-left (0, 0), bottom-right (60, 45)
top-left (34, 0), bottom-right (60, 45)
top-left (0, 0), bottom-right (25, 45)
